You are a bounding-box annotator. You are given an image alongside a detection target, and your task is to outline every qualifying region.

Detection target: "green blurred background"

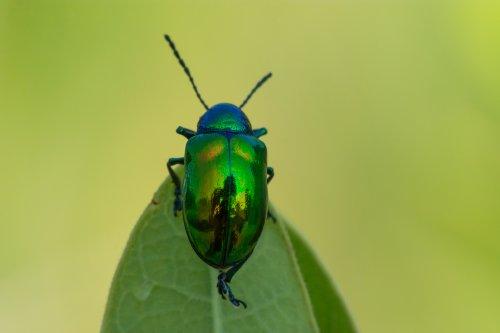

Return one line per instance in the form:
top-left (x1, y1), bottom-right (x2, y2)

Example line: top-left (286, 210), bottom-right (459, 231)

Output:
top-left (1, 1), bottom-right (499, 332)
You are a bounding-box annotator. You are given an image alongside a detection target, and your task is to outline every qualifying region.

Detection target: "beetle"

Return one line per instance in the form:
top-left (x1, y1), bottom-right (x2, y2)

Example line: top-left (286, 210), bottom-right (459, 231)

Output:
top-left (163, 35), bottom-right (275, 308)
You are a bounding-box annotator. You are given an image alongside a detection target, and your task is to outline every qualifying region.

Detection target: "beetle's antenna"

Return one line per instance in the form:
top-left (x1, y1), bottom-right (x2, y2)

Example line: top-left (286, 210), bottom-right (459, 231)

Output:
top-left (239, 72), bottom-right (272, 109)
top-left (164, 35), bottom-right (209, 110)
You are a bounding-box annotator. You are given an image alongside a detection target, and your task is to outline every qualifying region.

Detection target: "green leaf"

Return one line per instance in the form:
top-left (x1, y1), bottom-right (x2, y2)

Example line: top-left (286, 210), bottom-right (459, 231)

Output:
top-left (101, 168), bottom-right (356, 332)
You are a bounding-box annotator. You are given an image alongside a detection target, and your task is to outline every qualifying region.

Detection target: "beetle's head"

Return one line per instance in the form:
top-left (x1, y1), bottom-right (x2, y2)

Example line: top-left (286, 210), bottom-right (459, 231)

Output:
top-left (197, 103), bottom-right (252, 134)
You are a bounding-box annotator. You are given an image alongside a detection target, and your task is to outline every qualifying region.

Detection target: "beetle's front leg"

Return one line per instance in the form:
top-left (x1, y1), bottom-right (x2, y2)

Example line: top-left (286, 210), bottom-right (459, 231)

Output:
top-left (266, 166), bottom-right (277, 222)
top-left (176, 126), bottom-right (196, 139)
top-left (167, 157), bottom-right (185, 216)
top-left (252, 127), bottom-right (268, 138)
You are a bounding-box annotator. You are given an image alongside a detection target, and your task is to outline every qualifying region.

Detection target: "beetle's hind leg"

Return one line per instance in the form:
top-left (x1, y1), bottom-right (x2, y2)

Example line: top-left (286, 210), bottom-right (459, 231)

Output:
top-left (167, 157), bottom-right (184, 216)
top-left (216, 257), bottom-right (250, 308)
top-left (267, 209), bottom-right (277, 222)
top-left (217, 272), bottom-right (247, 308)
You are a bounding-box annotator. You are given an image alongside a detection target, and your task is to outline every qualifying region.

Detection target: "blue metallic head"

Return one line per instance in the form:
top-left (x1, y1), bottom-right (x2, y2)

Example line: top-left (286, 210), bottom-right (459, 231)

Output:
top-left (197, 103), bottom-right (252, 134)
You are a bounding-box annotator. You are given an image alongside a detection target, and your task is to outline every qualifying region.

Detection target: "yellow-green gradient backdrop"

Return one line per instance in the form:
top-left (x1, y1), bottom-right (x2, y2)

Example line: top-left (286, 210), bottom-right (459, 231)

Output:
top-left (1, 1), bottom-right (499, 332)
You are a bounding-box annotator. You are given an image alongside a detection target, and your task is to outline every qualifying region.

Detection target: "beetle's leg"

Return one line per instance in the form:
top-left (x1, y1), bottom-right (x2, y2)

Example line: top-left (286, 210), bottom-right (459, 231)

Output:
top-left (176, 126), bottom-right (196, 139)
top-left (225, 256), bottom-right (249, 283)
top-left (267, 209), bottom-right (277, 222)
top-left (167, 157), bottom-right (185, 216)
top-left (266, 166), bottom-right (277, 222)
top-left (266, 166), bottom-right (274, 184)
top-left (216, 257), bottom-right (250, 308)
top-left (252, 127), bottom-right (267, 138)
top-left (217, 272), bottom-right (247, 308)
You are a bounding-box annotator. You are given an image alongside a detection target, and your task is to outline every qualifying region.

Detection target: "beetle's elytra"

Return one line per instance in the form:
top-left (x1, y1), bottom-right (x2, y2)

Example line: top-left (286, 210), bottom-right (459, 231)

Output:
top-left (164, 35), bottom-right (274, 308)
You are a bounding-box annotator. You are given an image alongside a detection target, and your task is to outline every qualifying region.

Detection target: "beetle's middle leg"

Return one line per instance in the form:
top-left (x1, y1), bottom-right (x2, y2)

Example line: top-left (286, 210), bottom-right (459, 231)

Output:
top-left (266, 166), bottom-right (277, 222)
top-left (167, 157), bottom-right (184, 216)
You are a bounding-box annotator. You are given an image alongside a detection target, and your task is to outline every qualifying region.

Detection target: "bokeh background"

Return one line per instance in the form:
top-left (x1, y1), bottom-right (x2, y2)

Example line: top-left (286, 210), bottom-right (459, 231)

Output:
top-left (1, 1), bottom-right (499, 332)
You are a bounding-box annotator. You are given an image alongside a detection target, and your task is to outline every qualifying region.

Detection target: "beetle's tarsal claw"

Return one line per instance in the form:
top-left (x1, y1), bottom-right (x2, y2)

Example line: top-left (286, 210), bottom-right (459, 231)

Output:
top-left (229, 296), bottom-right (247, 308)
top-left (217, 272), bottom-right (247, 309)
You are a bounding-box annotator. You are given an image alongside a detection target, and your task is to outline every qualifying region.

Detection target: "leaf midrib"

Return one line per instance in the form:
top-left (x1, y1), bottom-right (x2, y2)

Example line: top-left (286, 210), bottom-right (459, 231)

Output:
top-left (210, 268), bottom-right (223, 333)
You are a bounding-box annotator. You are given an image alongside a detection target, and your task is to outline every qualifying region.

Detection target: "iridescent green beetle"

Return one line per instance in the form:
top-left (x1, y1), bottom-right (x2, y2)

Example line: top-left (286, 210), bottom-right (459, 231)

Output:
top-left (164, 35), bottom-right (274, 308)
